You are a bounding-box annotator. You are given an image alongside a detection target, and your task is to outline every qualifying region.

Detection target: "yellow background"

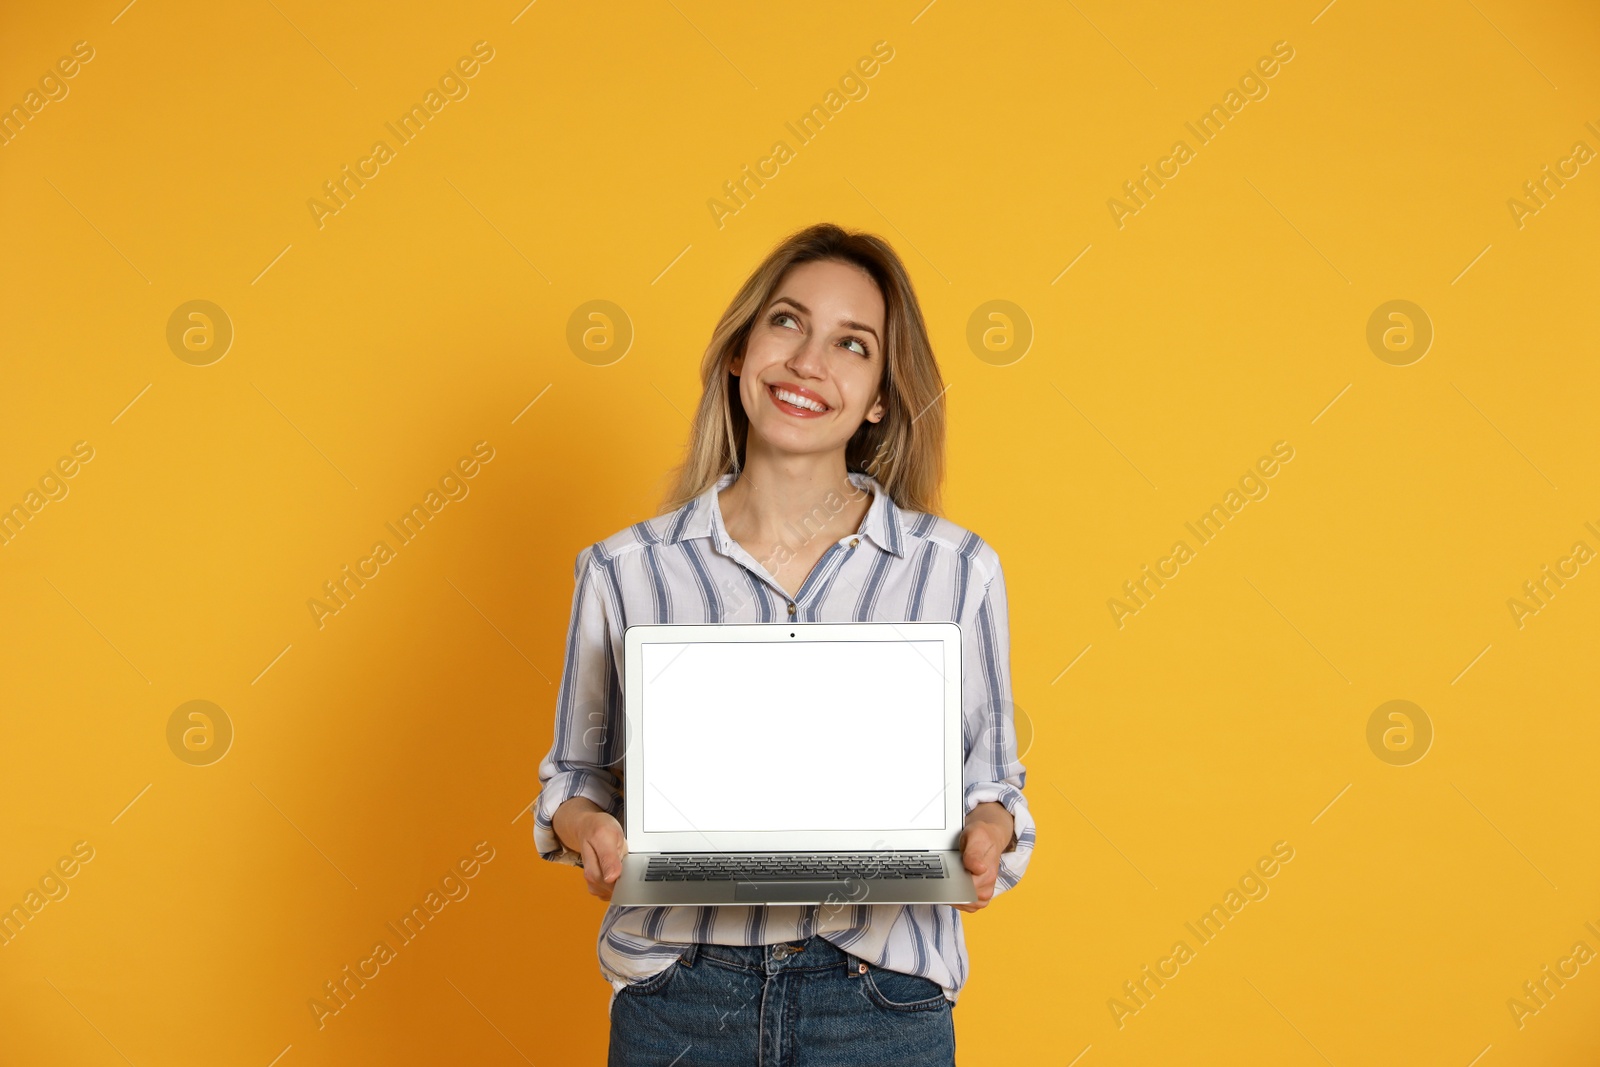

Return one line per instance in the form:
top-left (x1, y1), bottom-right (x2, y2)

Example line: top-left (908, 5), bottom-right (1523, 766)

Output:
top-left (3, 1), bottom-right (1598, 1063)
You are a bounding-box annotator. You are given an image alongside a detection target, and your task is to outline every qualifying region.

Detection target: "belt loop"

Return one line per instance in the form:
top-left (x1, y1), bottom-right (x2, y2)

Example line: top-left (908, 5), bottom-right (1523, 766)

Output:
top-left (680, 942), bottom-right (699, 968)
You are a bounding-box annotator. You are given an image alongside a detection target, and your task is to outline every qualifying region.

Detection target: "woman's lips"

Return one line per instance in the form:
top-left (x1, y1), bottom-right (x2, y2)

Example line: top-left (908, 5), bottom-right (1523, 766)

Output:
top-left (766, 383), bottom-right (830, 418)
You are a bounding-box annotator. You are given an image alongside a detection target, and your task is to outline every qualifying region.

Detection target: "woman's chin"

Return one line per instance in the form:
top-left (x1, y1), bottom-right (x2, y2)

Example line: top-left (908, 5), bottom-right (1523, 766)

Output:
top-left (747, 425), bottom-right (843, 457)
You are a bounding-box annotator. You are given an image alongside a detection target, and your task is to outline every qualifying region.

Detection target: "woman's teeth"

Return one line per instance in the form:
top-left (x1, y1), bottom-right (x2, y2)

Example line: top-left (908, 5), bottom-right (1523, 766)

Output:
top-left (773, 387), bottom-right (827, 412)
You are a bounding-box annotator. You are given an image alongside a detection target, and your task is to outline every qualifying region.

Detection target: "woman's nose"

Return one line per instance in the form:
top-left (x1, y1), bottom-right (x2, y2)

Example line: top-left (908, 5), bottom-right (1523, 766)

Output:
top-left (786, 335), bottom-right (827, 377)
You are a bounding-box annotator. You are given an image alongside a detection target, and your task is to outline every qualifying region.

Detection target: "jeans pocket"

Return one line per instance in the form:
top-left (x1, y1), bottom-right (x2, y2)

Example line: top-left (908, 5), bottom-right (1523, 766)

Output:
top-left (618, 951), bottom-right (688, 997)
top-left (860, 965), bottom-right (949, 1012)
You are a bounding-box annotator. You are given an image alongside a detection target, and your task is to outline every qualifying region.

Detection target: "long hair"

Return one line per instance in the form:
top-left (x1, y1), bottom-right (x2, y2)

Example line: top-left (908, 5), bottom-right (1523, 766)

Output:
top-left (658, 222), bottom-right (946, 516)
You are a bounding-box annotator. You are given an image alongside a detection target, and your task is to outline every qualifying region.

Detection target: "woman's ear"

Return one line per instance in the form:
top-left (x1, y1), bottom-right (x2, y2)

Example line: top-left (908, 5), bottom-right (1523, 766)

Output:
top-left (729, 351), bottom-right (743, 376)
top-left (866, 394), bottom-right (885, 423)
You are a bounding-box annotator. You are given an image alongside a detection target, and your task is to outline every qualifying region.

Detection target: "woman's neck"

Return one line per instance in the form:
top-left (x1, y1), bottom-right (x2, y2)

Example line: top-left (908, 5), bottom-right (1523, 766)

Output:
top-left (717, 448), bottom-right (871, 550)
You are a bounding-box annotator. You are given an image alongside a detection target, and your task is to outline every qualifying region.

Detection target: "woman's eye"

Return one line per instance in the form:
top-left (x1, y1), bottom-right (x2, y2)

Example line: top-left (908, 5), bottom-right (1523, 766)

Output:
top-left (769, 310), bottom-right (867, 356)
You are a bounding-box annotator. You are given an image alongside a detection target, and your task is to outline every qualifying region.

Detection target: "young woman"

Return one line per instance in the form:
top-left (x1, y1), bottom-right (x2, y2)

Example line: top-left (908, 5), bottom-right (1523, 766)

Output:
top-left (533, 222), bottom-right (1035, 1065)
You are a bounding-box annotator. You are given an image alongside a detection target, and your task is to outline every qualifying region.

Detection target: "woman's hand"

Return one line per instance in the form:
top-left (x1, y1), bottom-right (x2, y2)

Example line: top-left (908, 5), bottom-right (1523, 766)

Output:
top-left (954, 801), bottom-right (1015, 913)
top-left (551, 797), bottom-right (628, 901)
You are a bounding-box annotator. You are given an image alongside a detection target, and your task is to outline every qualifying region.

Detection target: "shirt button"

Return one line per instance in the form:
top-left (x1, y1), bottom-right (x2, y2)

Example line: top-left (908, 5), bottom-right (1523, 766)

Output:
top-left (787, 602), bottom-right (797, 616)
top-left (849, 537), bottom-right (860, 548)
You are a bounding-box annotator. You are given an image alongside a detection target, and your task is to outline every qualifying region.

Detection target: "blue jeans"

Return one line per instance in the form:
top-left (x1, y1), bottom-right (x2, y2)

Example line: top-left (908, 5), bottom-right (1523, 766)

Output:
top-left (607, 935), bottom-right (957, 1066)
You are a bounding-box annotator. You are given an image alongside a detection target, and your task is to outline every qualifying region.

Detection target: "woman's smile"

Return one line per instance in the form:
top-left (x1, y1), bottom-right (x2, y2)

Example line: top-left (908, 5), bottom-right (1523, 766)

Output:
top-left (765, 380), bottom-right (832, 418)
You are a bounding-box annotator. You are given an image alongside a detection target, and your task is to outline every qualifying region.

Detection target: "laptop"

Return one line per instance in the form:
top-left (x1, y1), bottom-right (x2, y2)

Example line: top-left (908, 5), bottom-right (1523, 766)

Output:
top-left (610, 620), bottom-right (979, 907)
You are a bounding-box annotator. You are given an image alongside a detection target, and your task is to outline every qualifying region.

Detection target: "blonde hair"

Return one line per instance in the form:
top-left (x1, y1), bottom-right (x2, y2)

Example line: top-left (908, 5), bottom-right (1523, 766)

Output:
top-left (659, 222), bottom-right (946, 516)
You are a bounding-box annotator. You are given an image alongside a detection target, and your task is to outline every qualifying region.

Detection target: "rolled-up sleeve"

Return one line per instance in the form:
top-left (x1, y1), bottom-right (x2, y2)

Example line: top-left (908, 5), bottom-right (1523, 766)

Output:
top-left (961, 550), bottom-right (1036, 896)
top-left (533, 545), bottom-right (626, 866)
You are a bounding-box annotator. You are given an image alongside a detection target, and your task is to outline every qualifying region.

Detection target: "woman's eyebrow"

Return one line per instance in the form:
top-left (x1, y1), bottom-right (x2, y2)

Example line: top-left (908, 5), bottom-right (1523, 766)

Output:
top-left (769, 295), bottom-right (880, 342)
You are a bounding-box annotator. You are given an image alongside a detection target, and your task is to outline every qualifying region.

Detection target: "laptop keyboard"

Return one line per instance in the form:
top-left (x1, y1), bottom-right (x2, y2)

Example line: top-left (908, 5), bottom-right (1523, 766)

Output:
top-left (643, 853), bottom-right (946, 882)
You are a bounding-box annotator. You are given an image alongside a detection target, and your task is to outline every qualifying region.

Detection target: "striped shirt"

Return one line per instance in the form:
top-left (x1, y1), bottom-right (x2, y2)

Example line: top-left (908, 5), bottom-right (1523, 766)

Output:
top-left (533, 470), bottom-right (1036, 1005)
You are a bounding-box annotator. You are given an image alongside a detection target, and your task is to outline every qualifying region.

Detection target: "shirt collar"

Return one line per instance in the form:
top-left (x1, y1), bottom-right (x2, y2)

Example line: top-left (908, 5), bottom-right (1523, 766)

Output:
top-left (669, 470), bottom-right (907, 558)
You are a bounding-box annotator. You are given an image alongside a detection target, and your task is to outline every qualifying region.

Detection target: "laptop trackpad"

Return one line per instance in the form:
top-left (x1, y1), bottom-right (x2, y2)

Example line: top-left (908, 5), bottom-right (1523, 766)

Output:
top-left (734, 881), bottom-right (849, 903)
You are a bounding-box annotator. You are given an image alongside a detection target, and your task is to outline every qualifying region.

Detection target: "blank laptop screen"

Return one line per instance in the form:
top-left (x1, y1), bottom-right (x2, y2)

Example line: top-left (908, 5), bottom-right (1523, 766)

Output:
top-left (638, 640), bottom-right (948, 834)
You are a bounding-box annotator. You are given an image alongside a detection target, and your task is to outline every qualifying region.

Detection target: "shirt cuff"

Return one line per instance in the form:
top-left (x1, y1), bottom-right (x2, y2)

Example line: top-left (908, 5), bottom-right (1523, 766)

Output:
top-left (963, 781), bottom-right (1036, 896)
top-left (533, 772), bottom-right (624, 866)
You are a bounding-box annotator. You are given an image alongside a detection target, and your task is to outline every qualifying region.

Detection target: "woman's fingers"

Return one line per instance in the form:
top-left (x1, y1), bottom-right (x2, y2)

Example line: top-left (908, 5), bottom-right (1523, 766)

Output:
top-left (962, 824), bottom-right (1002, 875)
top-left (957, 824), bottom-right (1002, 912)
top-left (598, 840), bottom-right (622, 890)
top-left (579, 820), bottom-right (627, 900)
top-left (579, 837), bottom-right (605, 898)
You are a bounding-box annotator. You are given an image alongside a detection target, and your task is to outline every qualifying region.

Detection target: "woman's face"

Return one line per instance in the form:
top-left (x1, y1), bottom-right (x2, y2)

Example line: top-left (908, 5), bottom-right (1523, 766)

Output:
top-left (730, 258), bottom-right (887, 460)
